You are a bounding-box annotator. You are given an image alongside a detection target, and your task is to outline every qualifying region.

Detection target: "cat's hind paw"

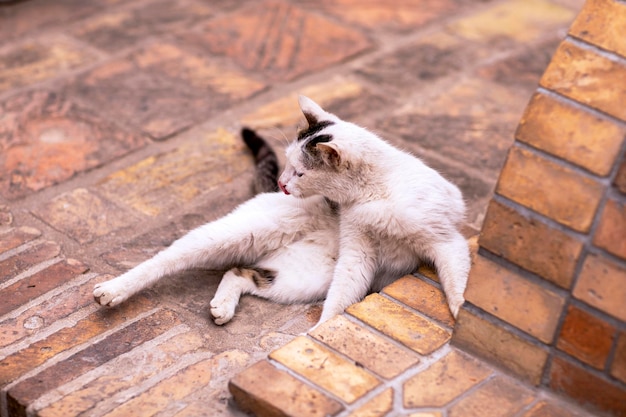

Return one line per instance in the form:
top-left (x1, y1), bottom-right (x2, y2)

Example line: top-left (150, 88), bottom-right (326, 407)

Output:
top-left (93, 281), bottom-right (127, 307)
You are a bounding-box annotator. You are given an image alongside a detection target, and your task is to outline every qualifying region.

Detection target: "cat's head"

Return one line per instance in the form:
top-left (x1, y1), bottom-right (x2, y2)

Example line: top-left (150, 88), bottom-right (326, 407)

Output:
top-left (278, 96), bottom-right (373, 202)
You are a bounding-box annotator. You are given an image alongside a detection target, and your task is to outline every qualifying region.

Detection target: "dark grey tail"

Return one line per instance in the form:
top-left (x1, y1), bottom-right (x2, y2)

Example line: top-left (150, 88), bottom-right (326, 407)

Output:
top-left (241, 128), bottom-right (280, 193)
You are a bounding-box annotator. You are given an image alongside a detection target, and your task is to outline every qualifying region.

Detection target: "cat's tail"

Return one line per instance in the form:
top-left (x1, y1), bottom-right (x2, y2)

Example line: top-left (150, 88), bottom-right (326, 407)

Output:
top-left (241, 128), bottom-right (280, 193)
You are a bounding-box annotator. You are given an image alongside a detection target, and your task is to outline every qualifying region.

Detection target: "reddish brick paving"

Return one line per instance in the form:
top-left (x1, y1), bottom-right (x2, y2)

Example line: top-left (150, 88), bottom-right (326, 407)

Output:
top-left (0, 0), bottom-right (606, 416)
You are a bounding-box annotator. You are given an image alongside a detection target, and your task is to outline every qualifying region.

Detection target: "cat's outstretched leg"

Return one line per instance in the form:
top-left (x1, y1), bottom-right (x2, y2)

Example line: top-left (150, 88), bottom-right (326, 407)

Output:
top-left (94, 194), bottom-right (294, 307)
top-left (430, 232), bottom-right (470, 318)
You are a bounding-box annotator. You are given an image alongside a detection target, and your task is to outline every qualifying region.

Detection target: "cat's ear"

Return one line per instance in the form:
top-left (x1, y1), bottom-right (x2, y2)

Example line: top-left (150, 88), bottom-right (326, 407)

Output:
top-left (316, 142), bottom-right (342, 168)
top-left (298, 95), bottom-right (334, 126)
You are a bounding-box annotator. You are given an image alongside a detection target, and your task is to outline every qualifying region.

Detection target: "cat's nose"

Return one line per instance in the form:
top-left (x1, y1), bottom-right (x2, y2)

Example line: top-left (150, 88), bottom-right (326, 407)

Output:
top-left (278, 181), bottom-right (290, 195)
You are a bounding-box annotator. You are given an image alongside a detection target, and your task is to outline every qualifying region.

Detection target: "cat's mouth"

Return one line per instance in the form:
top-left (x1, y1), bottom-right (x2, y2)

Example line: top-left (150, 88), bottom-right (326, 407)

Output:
top-left (278, 181), bottom-right (290, 195)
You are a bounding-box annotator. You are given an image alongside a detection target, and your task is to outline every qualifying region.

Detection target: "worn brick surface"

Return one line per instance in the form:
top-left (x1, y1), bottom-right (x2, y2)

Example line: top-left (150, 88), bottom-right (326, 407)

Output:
top-left (593, 198), bottom-right (626, 259)
top-left (37, 330), bottom-right (205, 417)
top-left (540, 40), bottom-right (626, 122)
top-left (347, 293), bottom-right (451, 355)
top-left (447, 376), bottom-right (535, 417)
top-left (0, 258), bottom-right (88, 316)
top-left (0, 39), bottom-right (94, 91)
top-left (0, 274), bottom-right (105, 348)
top-left (96, 129), bottom-right (251, 217)
top-left (522, 401), bottom-right (592, 417)
top-left (68, 44), bottom-right (265, 139)
top-left (452, 308), bottom-right (549, 385)
top-left (350, 388), bottom-right (393, 417)
top-left (0, 226), bottom-right (41, 253)
top-left (185, 0), bottom-right (372, 82)
top-left (557, 304), bottom-right (616, 369)
top-left (229, 361), bottom-right (344, 417)
top-left (0, 240), bottom-right (59, 283)
top-left (270, 336), bottom-right (380, 403)
top-left (7, 309), bottom-right (180, 417)
top-left (100, 351), bottom-right (246, 417)
top-left (33, 188), bottom-right (140, 244)
top-left (310, 315), bottom-right (420, 379)
top-left (549, 356), bottom-right (626, 416)
top-left (71, 0), bottom-right (214, 53)
top-left (382, 275), bottom-right (455, 327)
top-left (465, 256), bottom-right (565, 343)
top-left (0, 295), bottom-right (154, 386)
top-left (515, 92), bottom-right (625, 176)
top-left (615, 157), bottom-right (626, 194)
top-left (447, 0), bottom-right (574, 43)
top-left (569, 0), bottom-right (626, 58)
top-left (403, 350), bottom-right (492, 408)
top-left (497, 146), bottom-right (604, 232)
top-left (611, 331), bottom-right (626, 383)
top-left (573, 253), bottom-right (626, 321)
top-left (480, 200), bottom-right (583, 288)
top-left (0, 90), bottom-right (148, 200)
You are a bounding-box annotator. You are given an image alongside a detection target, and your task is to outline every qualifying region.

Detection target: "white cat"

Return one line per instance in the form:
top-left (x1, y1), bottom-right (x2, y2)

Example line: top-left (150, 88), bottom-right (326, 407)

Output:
top-left (93, 96), bottom-right (470, 326)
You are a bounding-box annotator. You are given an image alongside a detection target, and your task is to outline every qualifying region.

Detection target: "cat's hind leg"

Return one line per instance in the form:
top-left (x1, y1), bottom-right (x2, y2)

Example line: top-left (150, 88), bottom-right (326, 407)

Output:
top-left (429, 232), bottom-right (470, 318)
top-left (210, 267), bottom-right (273, 325)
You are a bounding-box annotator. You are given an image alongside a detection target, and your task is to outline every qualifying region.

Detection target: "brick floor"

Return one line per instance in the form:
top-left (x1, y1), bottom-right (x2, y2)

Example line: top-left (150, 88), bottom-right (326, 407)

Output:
top-left (0, 0), bottom-right (600, 416)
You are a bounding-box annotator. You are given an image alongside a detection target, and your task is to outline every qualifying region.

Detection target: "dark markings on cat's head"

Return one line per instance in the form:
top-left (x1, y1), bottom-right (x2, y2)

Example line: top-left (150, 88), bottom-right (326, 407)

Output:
top-left (301, 134), bottom-right (334, 168)
top-left (297, 120), bottom-right (334, 142)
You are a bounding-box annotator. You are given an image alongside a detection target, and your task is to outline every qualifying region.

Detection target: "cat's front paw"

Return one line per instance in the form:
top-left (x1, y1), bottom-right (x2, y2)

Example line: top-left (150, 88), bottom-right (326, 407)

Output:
top-left (210, 297), bottom-right (237, 325)
top-left (93, 280), bottom-right (127, 307)
top-left (447, 296), bottom-right (465, 319)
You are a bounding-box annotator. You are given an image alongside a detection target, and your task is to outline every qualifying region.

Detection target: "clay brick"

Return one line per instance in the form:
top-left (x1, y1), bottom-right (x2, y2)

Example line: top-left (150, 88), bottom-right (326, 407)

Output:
top-left (71, 0), bottom-right (214, 53)
top-left (0, 39), bottom-right (94, 90)
top-left (69, 44), bottom-right (265, 139)
top-left (0, 274), bottom-right (105, 348)
top-left (350, 388), bottom-right (393, 417)
top-left (229, 361), bottom-right (344, 417)
top-left (569, 0), bottom-right (626, 58)
top-left (593, 198), bottom-right (626, 259)
top-left (100, 351), bottom-right (245, 417)
top-left (573, 253), bottom-right (626, 321)
top-left (540, 40), bottom-right (626, 122)
top-left (408, 413), bottom-right (443, 417)
top-left (447, 375), bottom-right (535, 417)
top-left (465, 256), bottom-right (565, 343)
top-left (310, 315), bottom-right (419, 379)
top-left (497, 146), bottom-right (604, 232)
top-left (557, 305), bottom-right (616, 369)
top-left (0, 205), bottom-right (12, 226)
top-left (403, 350), bottom-right (492, 407)
top-left (480, 200), bottom-right (583, 288)
top-left (0, 259), bottom-right (88, 316)
top-left (383, 275), bottom-right (455, 327)
top-left (270, 336), bottom-right (380, 403)
top-left (452, 308), bottom-right (549, 385)
top-left (447, 0), bottom-right (574, 43)
top-left (549, 356), bottom-right (626, 416)
top-left (0, 295), bottom-right (155, 386)
top-left (611, 331), bottom-right (626, 383)
top-left (316, 0), bottom-right (456, 32)
top-left (615, 157), bottom-right (626, 194)
top-left (0, 240), bottom-right (59, 284)
top-left (347, 293), bottom-right (451, 355)
top-left (96, 129), bottom-right (251, 217)
top-left (7, 309), bottom-right (180, 417)
top-left (522, 401), bottom-right (591, 417)
top-left (33, 188), bottom-right (139, 244)
top-left (37, 330), bottom-right (204, 417)
top-left (516, 92), bottom-right (625, 176)
top-left (0, 90), bottom-right (148, 200)
top-left (0, 226), bottom-right (41, 253)
top-left (185, 1), bottom-right (372, 82)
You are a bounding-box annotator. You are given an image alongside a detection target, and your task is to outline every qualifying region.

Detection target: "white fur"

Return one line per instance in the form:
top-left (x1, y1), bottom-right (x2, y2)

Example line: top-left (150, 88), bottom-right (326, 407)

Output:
top-left (94, 96), bottom-right (470, 327)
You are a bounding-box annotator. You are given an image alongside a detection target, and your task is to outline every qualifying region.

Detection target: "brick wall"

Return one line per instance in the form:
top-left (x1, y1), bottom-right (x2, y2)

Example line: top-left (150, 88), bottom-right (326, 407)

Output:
top-left (451, 0), bottom-right (626, 415)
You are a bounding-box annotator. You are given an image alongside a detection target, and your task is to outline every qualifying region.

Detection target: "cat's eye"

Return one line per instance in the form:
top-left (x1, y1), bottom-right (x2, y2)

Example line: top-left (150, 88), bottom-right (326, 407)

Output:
top-left (296, 172), bottom-right (304, 177)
